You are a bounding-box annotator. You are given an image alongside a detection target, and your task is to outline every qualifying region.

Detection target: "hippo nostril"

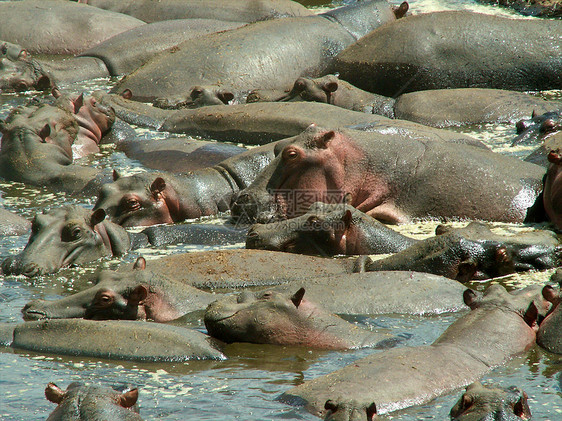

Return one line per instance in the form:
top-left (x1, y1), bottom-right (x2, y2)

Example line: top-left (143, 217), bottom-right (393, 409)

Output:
top-left (1, 256), bottom-right (18, 275)
top-left (515, 119), bottom-right (530, 134)
top-left (21, 263), bottom-right (41, 278)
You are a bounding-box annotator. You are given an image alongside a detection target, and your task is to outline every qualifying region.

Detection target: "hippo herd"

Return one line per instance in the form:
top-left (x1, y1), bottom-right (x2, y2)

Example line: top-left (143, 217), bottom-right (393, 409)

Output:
top-left (1, 0), bottom-right (562, 419)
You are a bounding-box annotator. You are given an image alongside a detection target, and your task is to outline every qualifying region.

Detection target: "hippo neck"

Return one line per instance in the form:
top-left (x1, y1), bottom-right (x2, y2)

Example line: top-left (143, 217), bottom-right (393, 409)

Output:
top-left (352, 214), bottom-right (418, 254)
top-left (94, 221), bottom-right (131, 256)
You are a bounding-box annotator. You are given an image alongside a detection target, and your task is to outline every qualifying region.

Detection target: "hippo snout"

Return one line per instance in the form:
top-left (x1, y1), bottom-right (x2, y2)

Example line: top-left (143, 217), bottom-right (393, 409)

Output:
top-left (1, 257), bottom-right (44, 277)
top-left (21, 300), bottom-right (48, 320)
top-left (231, 191), bottom-right (280, 224)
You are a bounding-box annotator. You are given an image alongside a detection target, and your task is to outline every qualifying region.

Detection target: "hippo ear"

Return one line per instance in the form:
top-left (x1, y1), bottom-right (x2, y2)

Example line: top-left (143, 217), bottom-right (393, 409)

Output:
top-left (38, 123), bottom-right (51, 143)
top-left (513, 392), bottom-right (531, 419)
top-left (434, 224), bottom-right (452, 236)
top-left (45, 382), bottom-right (66, 404)
top-left (36, 75), bottom-right (52, 91)
top-left (112, 169), bottom-right (121, 181)
top-left (393, 1), bottom-right (409, 19)
top-left (323, 81), bottom-right (339, 93)
top-left (366, 402), bottom-right (377, 421)
top-left (121, 89), bottom-right (133, 100)
top-left (218, 91), bottom-right (234, 104)
top-left (548, 150), bottom-right (562, 165)
top-left (118, 388), bottom-right (138, 408)
top-left (128, 285), bottom-right (148, 306)
top-left (291, 287), bottom-right (306, 308)
top-left (314, 130), bottom-right (336, 149)
top-left (90, 208), bottom-right (107, 227)
top-left (150, 177), bottom-right (166, 196)
top-left (463, 289), bottom-right (480, 309)
top-left (342, 192), bottom-right (352, 205)
top-left (456, 260), bottom-right (478, 282)
top-left (72, 93), bottom-right (85, 113)
top-left (523, 301), bottom-right (539, 328)
top-left (133, 256), bottom-right (146, 271)
top-left (324, 400), bottom-right (338, 412)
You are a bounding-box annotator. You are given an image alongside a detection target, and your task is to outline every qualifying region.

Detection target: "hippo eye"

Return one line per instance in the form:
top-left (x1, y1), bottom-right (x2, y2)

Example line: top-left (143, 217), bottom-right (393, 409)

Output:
top-left (62, 225), bottom-right (82, 242)
top-left (121, 197), bottom-right (141, 212)
top-left (260, 292), bottom-right (273, 300)
top-left (306, 216), bottom-right (322, 229)
top-left (282, 148), bottom-right (299, 161)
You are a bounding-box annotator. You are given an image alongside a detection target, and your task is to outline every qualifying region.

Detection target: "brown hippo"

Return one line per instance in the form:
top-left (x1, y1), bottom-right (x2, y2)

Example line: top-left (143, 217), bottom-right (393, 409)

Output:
top-left (231, 125), bottom-right (545, 224)
top-left (537, 278), bottom-right (562, 354)
top-left (542, 146), bottom-right (562, 229)
top-left (45, 382), bottom-right (143, 421)
top-left (21, 257), bottom-right (218, 322)
top-left (355, 222), bottom-right (562, 281)
top-left (511, 110), bottom-right (561, 146)
top-left (332, 11), bottom-right (562, 96)
top-left (204, 288), bottom-right (396, 350)
top-left (245, 201), bottom-right (417, 256)
top-left (279, 284), bottom-right (548, 419)
top-left (449, 382), bottom-right (531, 421)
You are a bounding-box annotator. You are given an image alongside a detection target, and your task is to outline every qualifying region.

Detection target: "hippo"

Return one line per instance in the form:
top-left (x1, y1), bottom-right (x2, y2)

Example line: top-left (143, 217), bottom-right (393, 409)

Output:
top-left (279, 284), bottom-right (547, 419)
top-left (245, 201), bottom-right (417, 256)
top-left (152, 85), bottom-right (238, 110)
top-left (231, 125), bottom-right (546, 224)
top-left (0, 205), bottom-right (247, 277)
top-left (542, 146), bottom-right (562, 229)
top-left (449, 382), bottom-right (531, 421)
top-left (22, 257), bottom-right (219, 322)
top-left (0, 90), bottom-right (115, 192)
top-left (0, 208), bottom-right (30, 236)
top-left (0, 1), bottom-right (145, 55)
top-left (113, 1), bottom-right (402, 102)
top-left (355, 221), bottom-right (562, 281)
top-left (332, 11), bottom-right (562, 97)
top-left (78, 0), bottom-right (312, 23)
top-left (478, 0), bottom-right (561, 18)
top-left (0, 49), bottom-right (54, 93)
top-left (204, 288), bottom-right (396, 350)
top-left (93, 139), bottom-right (278, 226)
top-left (512, 110), bottom-right (561, 146)
top-left (45, 382), bottom-right (142, 421)
top-left (0, 318), bottom-right (225, 361)
top-left (537, 280), bottom-right (562, 353)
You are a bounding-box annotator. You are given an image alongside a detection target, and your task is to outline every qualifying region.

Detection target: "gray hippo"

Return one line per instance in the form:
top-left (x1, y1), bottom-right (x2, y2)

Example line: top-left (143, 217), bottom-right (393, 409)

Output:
top-left (542, 144), bottom-right (562, 229)
top-left (0, 318), bottom-right (225, 361)
top-left (537, 279), bottom-right (562, 354)
top-left (0, 205), bottom-right (245, 277)
top-left (0, 1), bottom-right (145, 55)
top-left (231, 125), bottom-right (545, 224)
top-left (113, 1), bottom-right (402, 101)
top-left (478, 0), bottom-right (561, 18)
top-left (22, 257), bottom-right (218, 322)
top-left (279, 284), bottom-right (548, 419)
top-left (355, 221), bottom-right (562, 281)
top-left (45, 382), bottom-right (143, 421)
top-left (333, 11), bottom-right (562, 97)
top-left (246, 201), bottom-right (417, 256)
top-left (512, 110), bottom-right (561, 146)
top-left (204, 288), bottom-right (397, 350)
top-left (79, 0), bottom-right (312, 23)
top-left (449, 382), bottom-right (531, 421)
top-left (0, 208), bottom-right (30, 236)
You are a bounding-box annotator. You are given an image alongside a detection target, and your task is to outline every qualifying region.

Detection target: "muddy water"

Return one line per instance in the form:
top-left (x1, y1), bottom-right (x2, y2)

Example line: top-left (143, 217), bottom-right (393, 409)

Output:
top-left (1, 0), bottom-right (562, 420)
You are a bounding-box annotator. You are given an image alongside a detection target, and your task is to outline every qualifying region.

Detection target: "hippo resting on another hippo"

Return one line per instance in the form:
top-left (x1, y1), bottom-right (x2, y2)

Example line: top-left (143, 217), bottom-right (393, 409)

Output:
top-left (449, 382), bottom-right (531, 421)
top-left (0, 90), bottom-right (115, 192)
top-left (355, 221), bottom-right (562, 281)
top-left (249, 74), bottom-right (560, 128)
top-left (280, 284), bottom-right (548, 419)
top-left (21, 257), bottom-right (219, 322)
top-left (204, 287), bottom-right (398, 350)
top-left (231, 125), bottom-right (546, 224)
top-left (332, 11), bottom-right (562, 97)
top-left (0, 205), bottom-right (246, 277)
top-left (246, 201), bottom-right (417, 256)
top-left (113, 0), bottom-right (403, 102)
top-left (45, 382), bottom-right (143, 421)
top-left (0, 318), bottom-right (225, 362)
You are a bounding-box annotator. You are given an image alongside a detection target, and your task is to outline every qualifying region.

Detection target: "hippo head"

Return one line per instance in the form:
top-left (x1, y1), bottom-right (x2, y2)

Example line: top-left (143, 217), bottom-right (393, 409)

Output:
top-left (45, 382), bottom-right (140, 419)
top-left (512, 110), bottom-right (561, 146)
top-left (324, 400), bottom-right (378, 421)
top-left (543, 143), bottom-right (562, 230)
top-left (231, 125), bottom-right (363, 223)
top-left (94, 171), bottom-right (181, 227)
top-left (278, 75), bottom-right (339, 104)
top-left (1, 205), bottom-right (129, 277)
top-left (246, 200), bottom-right (380, 256)
top-left (450, 382), bottom-right (531, 421)
top-left (153, 85), bottom-right (235, 109)
top-left (0, 54), bottom-right (53, 93)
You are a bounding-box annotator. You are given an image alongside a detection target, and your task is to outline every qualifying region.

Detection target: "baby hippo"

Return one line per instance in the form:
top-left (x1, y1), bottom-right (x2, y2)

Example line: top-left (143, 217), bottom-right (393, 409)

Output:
top-left (45, 382), bottom-right (142, 421)
top-left (450, 381), bottom-right (531, 421)
top-left (204, 288), bottom-right (395, 350)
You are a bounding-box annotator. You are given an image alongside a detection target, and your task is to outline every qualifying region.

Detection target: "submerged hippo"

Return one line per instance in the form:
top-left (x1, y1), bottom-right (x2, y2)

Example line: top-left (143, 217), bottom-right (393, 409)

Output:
top-left (22, 257), bottom-right (218, 322)
top-left (511, 110), bottom-right (561, 146)
top-left (450, 382), bottom-right (531, 421)
top-left (204, 288), bottom-right (396, 350)
top-left (114, 0), bottom-right (402, 101)
top-left (280, 284), bottom-right (547, 419)
top-left (231, 125), bottom-right (545, 224)
top-left (333, 11), bottom-right (562, 96)
top-left (246, 201), bottom-right (416, 256)
top-left (45, 382), bottom-right (142, 421)
top-left (537, 279), bottom-right (562, 354)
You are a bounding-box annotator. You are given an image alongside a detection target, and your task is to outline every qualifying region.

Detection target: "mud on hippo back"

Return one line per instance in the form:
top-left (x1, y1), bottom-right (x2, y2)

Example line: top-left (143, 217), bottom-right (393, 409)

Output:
top-left (231, 125), bottom-right (546, 224)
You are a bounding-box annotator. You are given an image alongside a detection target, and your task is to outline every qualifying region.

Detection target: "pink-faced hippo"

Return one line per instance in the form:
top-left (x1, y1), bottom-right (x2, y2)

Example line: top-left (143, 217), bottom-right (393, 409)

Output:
top-left (449, 382), bottom-right (531, 421)
top-left (113, 1), bottom-right (402, 102)
top-left (231, 125), bottom-right (546, 224)
top-left (355, 222), bottom-right (562, 281)
top-left (45, 382), bottom-right (143, 421)
top-left (21, 257), bottom-right (219, 322)
top-left (332, 11), bottom-right (562, 97)
top-left (78, 0), bottom-right (312, 23)
top-left (279, 284), bottom-right (548, 419)
top-left (245, 201), bottom-right (417, 256)
top-left (204, 288), bottom-right (397, 350)
top-left (537, 278), bottom-right (562, 354)
top-left (0, 318), bottom-right (225, 361)
top-left (0, 1), bottom-right (145, 55)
